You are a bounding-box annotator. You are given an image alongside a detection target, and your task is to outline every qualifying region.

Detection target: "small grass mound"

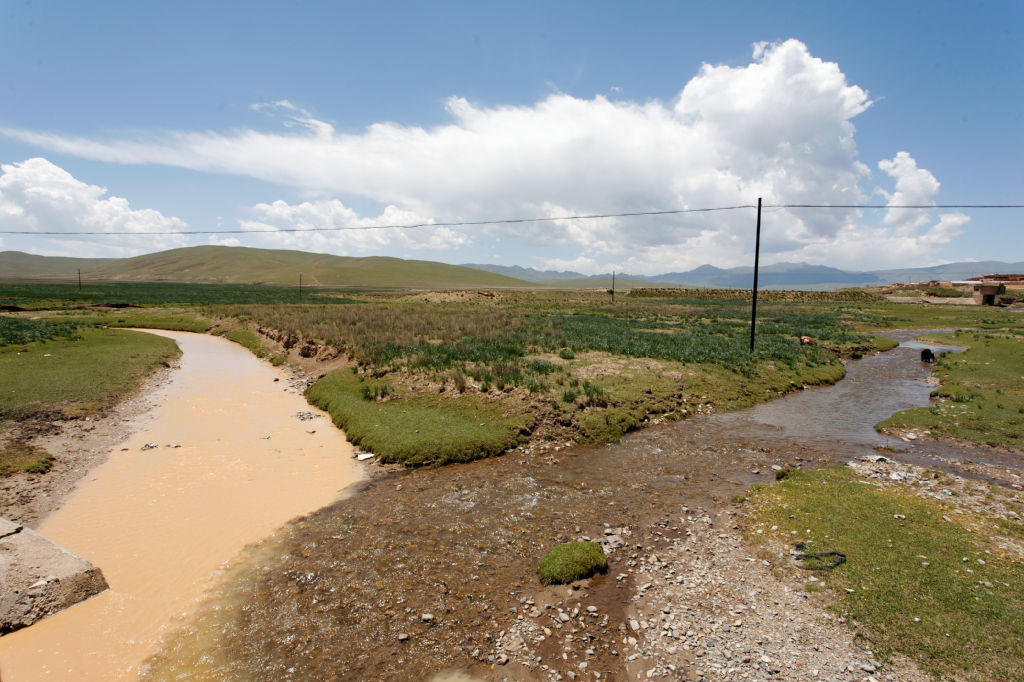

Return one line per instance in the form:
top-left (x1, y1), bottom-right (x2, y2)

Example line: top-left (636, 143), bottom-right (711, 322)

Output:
top-left (221, 328), bottom-right (283, 364)
top-left (537, 541), bottom-right (608, 585)
top-left (0, 442), bottom-right (54, 475)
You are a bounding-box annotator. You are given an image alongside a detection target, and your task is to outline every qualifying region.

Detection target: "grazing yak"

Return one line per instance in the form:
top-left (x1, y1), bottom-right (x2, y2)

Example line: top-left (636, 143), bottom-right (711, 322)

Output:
top-left (921, 348), bottom-right (935, 363)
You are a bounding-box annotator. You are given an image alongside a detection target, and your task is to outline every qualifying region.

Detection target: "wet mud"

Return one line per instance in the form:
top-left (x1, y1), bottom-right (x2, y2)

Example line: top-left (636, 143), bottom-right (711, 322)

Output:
top-left (143, 331), bottom-right (1024, 681)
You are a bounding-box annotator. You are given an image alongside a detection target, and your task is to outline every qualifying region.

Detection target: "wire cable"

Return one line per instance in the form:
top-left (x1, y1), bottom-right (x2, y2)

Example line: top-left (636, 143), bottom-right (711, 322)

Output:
top-left (2, 203), bottom-right (1021, 236)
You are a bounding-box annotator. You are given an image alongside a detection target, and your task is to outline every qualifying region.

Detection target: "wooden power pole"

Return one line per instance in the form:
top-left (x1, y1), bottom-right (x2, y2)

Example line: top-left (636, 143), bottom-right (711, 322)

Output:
top-left (749, 198), bottom-right (762, 352)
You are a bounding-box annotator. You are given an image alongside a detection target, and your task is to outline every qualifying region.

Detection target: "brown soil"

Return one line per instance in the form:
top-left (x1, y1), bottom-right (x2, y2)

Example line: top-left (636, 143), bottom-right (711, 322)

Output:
top-left (141, 416), bottom-right (879, 681)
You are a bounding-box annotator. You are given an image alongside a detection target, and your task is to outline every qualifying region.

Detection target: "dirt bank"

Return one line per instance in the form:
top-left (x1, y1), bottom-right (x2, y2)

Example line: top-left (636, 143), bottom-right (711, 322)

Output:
top-left (0, 364), bottom-right (176, 527)
top-left (0, 330), bottom-right (367, 681)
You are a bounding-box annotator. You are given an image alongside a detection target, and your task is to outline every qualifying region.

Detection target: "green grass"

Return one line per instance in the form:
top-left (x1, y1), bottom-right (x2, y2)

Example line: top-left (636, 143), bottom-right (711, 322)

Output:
top-left (851, 301), bottom-right (1024, 332)
top-left (306, 369), bottom-right (532, 465)
top-left (0, 316), bottom-right (85, 345)
top-left (0, 442), bottom-right (54, 475)
top-left (40, 310), bottom-right (212, 333)
top-left (0, 327), bottom-right (180, 419)
top-left (99, 312), bottom-right (212, 332)
top-left (745, 466), bottom-right (1024, 681)
top-left (877, 330), bottom-right (1024, 449)
top-left (0, 281), bottom-right (365, 309)
top-left (220, 328), bottom-right (282, 364)
top-left (537, 541), bottom-right (609, 585)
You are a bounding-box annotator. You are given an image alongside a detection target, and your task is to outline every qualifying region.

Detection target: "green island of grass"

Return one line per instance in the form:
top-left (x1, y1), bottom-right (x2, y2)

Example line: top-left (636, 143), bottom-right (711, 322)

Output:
top-left (538, 541), bottom-right (609, 585)
top-left (0, 325), bottom-right (180, 420)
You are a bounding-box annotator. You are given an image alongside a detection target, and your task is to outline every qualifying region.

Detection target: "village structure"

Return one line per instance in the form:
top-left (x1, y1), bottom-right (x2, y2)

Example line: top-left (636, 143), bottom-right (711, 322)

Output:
top-left (957, 274), bottom-right (1024, 305)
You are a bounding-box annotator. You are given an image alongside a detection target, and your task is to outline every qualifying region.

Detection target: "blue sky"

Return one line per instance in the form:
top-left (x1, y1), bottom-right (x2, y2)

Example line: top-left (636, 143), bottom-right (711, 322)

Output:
top-left (1, 1), bottom-right (1021, 273)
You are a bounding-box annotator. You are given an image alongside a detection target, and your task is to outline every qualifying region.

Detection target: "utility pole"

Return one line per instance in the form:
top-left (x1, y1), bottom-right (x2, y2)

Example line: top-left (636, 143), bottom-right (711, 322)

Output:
top-left (611, 271), bottom-right (615, 304)
top-left (749, 197), bottom-right (762, 353)
top-left (299, 273), bottom-right (303, 298)
top-left (78, 268), bottom-right (82, 291)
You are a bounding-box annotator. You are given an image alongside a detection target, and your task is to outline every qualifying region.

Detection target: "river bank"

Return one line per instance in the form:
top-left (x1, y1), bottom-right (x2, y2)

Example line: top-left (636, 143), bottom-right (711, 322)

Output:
top-left (141, 332), bottom-right (1024, 681)
top-left (0, 330), bottom-right (366, 681)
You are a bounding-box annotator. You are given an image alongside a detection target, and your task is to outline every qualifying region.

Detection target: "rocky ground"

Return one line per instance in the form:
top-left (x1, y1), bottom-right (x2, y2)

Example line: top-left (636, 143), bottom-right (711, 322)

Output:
top-left (491, 507), bottom-right (930, 682)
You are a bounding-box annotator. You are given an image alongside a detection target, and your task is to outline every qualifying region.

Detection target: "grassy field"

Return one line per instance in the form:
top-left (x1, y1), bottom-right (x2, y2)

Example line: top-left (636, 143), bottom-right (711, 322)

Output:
top-left (0, 281), bottom-right (363, 309)
top-left (213, 290), bottom-right (899, 464)
top-left (6, 281), bottom-right (1020, 466)
top-left (0, 322), bottom-right (181, 475)
top-left (0, 326), bottom-right (180, 419)
top-left (744, 466), bottom-right (1024, 681)
top-left (850, 300), bottom-right (1024, 331)
top-left (878, 329), bottom-right (1024, 449)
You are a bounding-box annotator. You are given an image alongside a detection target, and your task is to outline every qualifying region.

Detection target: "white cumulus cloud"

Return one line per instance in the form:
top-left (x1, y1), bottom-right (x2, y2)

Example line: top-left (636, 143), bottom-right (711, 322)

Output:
top-left (0, 40), bottom-right (969, 271)
top-left (0, 158), bottom-right (188, 257)
top-left (239, 199), bottom-right (468, 255)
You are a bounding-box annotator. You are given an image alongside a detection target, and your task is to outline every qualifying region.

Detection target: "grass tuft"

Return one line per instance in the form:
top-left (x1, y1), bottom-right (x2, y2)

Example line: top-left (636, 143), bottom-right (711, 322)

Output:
top-left (537, 541), bottom-right (608, 585)
top-left (0, 442), bottom-right (54, 475)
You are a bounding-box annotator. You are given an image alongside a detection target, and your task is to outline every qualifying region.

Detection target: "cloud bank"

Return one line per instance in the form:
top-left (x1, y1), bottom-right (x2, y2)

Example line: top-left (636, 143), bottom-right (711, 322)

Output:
top-left (0, 158), bottom-right (187, 257)
top-left (1, 40), bottom-right (968, 271)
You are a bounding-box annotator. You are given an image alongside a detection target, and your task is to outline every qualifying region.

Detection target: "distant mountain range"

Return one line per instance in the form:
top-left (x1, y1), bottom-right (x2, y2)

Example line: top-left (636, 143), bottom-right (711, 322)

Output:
top-left (1, 247), bottom-right (1021, 290)
top-left (464, 260), bottom-right (1024, 289)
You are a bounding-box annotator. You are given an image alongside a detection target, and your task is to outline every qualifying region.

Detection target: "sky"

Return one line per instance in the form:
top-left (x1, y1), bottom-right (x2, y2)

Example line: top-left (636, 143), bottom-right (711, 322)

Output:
top-left (1, 0), bottom-right (1021, 275)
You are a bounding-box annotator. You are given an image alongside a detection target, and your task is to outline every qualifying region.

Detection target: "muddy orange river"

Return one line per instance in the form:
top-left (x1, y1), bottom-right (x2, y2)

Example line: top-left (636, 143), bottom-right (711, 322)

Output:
top-left (0, 330), bottom-right (365, 681)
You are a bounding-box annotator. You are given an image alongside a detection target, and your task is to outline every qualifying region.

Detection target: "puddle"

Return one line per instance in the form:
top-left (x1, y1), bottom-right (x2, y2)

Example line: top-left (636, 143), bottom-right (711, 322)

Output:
top-left (134, 330), bottom-right (1024, 681)
top-left (0, 331), bottom-right (365, 681)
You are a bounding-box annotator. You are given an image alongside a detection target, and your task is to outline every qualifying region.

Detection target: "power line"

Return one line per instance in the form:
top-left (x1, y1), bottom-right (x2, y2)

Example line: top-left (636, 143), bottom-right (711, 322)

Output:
top-left (769, 203), bottom-right (1024, 209)
top-left (1, 203), bottom-right (1021, 236)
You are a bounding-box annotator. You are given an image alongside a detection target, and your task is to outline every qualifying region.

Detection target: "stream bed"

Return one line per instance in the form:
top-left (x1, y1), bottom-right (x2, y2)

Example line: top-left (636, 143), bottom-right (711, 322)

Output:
top-left (141, 330), bottom-right (1023, 681)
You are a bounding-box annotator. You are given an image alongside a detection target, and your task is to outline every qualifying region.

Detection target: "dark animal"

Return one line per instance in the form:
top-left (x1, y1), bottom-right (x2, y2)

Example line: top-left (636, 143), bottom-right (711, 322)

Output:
top-left (921, 348), bottom-right (935, 363)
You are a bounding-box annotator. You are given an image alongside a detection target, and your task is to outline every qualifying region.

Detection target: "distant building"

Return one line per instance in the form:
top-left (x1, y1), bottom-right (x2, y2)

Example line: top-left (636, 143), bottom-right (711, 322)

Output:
top-left (954, 274), bottom-right (1024, 305)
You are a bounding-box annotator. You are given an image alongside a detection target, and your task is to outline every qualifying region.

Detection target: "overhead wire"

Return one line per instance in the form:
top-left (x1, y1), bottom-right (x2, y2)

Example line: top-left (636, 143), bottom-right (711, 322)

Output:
top-left (1, 203), bottom-right (1021, 236)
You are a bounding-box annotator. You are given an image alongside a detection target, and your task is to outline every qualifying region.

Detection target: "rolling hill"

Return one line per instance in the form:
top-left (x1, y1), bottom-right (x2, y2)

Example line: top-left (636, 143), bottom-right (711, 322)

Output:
top-left (0, 251), bottom-right (117, 279)
top-left (5, 247), bottom-right (1022, 290)
top-left (1, 246), bottom-right (533, 289)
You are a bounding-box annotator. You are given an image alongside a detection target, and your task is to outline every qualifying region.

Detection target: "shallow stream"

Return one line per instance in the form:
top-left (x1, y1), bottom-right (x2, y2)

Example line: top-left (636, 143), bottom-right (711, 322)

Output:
top-left (0, 330), bottom-right (365, 681)
top-left (141, 329), bottom-right (1023, 681)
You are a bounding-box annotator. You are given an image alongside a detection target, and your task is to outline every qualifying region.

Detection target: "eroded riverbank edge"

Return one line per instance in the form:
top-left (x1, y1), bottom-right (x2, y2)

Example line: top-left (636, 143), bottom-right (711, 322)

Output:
top-left (141, 329), bottom-right (1024, 681)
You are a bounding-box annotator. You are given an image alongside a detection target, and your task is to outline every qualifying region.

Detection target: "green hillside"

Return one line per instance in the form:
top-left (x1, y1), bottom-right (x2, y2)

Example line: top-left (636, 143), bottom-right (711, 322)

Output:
top-left (2, 246), bottom-right (533, 288)
top-left (0, 251), bottom-right (117, 279)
